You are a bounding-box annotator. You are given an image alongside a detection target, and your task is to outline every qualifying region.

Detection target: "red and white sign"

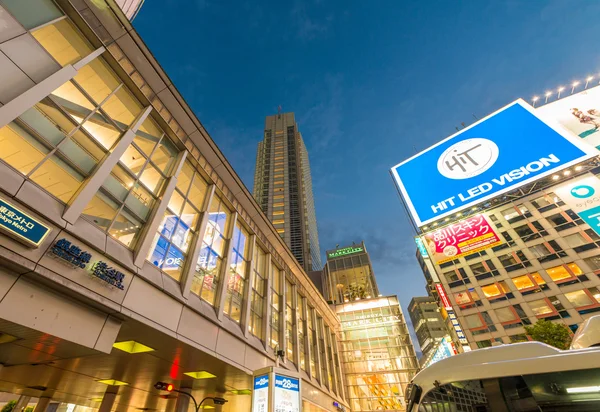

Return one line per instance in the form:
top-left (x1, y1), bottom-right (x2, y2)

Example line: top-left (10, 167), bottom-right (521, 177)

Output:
top-left (436, 283), bottom-right (452, 311)
top-left (423, 214), bottom-right (501, 264)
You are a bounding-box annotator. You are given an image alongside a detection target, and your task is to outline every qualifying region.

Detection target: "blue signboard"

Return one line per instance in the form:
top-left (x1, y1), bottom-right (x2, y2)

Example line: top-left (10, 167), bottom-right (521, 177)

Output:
top-left (0, 198), bottom-right (50, 247)
top-left (254, 375), bottom-right (269, 390)
top-left (274, 375), bottom-right (299, 392)
top-left (390, 100), bottom-right (597, 226)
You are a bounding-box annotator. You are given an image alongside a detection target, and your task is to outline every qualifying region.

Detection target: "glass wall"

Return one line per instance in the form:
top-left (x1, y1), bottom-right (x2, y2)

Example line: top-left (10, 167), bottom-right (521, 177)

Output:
top-left (191, 193), bottom-right (231, 305)
top-left (298, 295), bottom-right (307, 371)
top-left (83, 116), bottom-right (178, 248)
top-left (307, 306), bottom-right (318, 379)
top-left (249, 245), bottom-right (267, 339)
top-left (318, 316), bottom-right (329, 389)
top-left (146, 159), bottom-right (209, 280)
top-left (285, 279), bottom-right (295, 364)
top-left (270, 265), bottom-right (282, 350)
top-left (328, 254), bottom-right (377, 303)
top-left (224, 221), bottom-right (250, 323)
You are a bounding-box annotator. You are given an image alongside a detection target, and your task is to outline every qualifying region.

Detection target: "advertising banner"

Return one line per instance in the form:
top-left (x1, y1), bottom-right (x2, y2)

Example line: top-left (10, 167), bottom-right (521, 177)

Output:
top-left (391, 100), bottom-right (597, 226)
top-left (554, 174), bottom-right (600, 236)
top-left (423, 215), bottom-right (501, 264)
top-left (274, 375), bottom-right (300, 412)
top-left (435, 283), bottom-right (452, 311)
top-left (252, 375), bottom-right (269, 412)
top-left (537, 86), bottom-right (600, 149)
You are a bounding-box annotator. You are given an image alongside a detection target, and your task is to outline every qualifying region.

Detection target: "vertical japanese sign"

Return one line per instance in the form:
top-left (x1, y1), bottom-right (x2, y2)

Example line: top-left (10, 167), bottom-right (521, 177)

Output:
top-left (447, 311), bottom-right (469, 346)
top-left (252, 375), bottom-right (269, 412)
top-left (423, 215), bottom-right (501, 264)
top-left (554, 174), bottom-right (600, 236)
top-left (435, 284), bottom-right (452, 311)
top-left (274, 375), bottom-right (300, 412)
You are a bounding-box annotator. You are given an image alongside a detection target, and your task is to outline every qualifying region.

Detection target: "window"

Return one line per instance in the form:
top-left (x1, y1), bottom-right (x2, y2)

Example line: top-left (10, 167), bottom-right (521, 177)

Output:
top-left (529, 240), bottom-right (565, 262)
top-left (498, 250), bottom-right (530, 272)
top-left (454, 291), bottom-right (473, 305)
top-left (147, 160), bottom-right (208, 280)
top-left (502, 204), bottom-right (531, 223)
top-left (285, 279), bottom-right (295, 363)
top-left (511, 272), bottom-right (546, 292)
top-left (514, 221), bottom-right (546, 242)
top-left (564, 232), bottom-right (588, 248)
top-left (531, 192), bottom-right (563, 212)
top-left (191, 194), bottom-right (231, 305)
top-left (298, 296), bottom-right (307, 371)
top-left (33, 18), bottom-right (93, 66)
top-left (547, 211), bottom-right (581, 231)
top-left (249, 246), bottom-right (267, 339)
top-left (564, 290), bottom-right (594, 308)
top-left (317, 317), bottom-right (328, 388)
top-left (270, 265), bottom-right (282, 350)
top-left (3, 0), bottom-right (64, 30)
top-left (528, 299), bottom-right (554, 316)
top-left (224, 221), bottom-right (250, 323)
top-left (307, 306), bottom-right (317, 378)
top-left (465, 314), bottom-right (484, 329)
top-left (545, 263), bottom-right (582, 283)
top-left (564, 232), bottom-right (598, 252)
top-left (83, 116), bottom-right (177, 248)
top-left (584, 256), bottom-right (600, 271)
top-left (495, 306), bottom-right (518, 323)
top-left (481, 281), bottom-right (510, 301)
top-left (589, 287), bottom-right (600, 303)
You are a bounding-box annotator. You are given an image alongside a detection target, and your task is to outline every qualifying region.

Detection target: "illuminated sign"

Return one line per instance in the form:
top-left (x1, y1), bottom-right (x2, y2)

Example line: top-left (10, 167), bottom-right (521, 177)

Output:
top-left (341, 313), bottom-right (400, 329)
top-left (0, 199), bottom-right (50, 247)
top-left (554, 174), bottom-right (600, 236)
top-left (414, 237), bottom-right (428, 258)
top-left (447, 311), bottom-right (469, 345)
top-left (390, 100), bottom-right (597, 226)
top-left (274, 375), bottom-right (300, 412)
top-left (423, 215), bottom-right (501, 264)
top-left (328, 246), bottom-right (364, 259)
top-left (49, 239), bottom-right (125, 290)
top-left (435, 283), bottom-right (452, 310)
top-left (252, 375), bottom-right (268, 412)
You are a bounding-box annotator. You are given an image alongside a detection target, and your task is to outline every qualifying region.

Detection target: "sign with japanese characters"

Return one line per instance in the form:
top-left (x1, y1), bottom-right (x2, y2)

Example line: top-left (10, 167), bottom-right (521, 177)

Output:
top-left (423, 215), bottom-right (501, 264)
top-left (0, 199), bottom-right (50, 247)
top-left (274, 375), bottom-right (300, 412)
top-left (252, 375), bottom-right (269, 412)
top-left (435, 283), bottom-right (452, 310)
top-left (447, 311), bottom-right (469, 345)
top-left (49, 239), bottom-right (126, 290)
top-left (554, 174), bottom-right (600, 236)
top-left (391, 100), bottom-right (598, 226)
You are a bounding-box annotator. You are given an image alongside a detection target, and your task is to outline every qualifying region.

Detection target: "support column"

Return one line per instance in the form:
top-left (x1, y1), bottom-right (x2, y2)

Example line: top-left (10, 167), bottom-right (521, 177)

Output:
top-left (216, 212), bottom-right (238, 321)
top-left (174, 386), bottom-right (192, 412)
top-left (303, 298), bottom-right (312, 378)
top-left (262, 254), bottom-right (273, 351)
top-left (12, 396), bottom-right (31, 412)
top-left (180, 184), bottom-right (216, 298)
top-left (98, 386), bottom-right (119, 412)
top-left (242, 234), bottom-right (256, 338)
top-left (33, 397), bottom-right (51, 412)
top-left (0, 47), bottom-right (104, 129)
top-left (133, 151), bottom-right (187, 267)
top-left (63, 106), bottom-right (152, 224)
top-left (292, 284), bottom-right (301, 368)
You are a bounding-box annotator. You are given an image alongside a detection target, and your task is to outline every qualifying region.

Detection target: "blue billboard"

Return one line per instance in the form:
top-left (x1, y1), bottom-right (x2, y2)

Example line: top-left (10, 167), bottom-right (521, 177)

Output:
top-left (390, 100), bottom-right (598, 226)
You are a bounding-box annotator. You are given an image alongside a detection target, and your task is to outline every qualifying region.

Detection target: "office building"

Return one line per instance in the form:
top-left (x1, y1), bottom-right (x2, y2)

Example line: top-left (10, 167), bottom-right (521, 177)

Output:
top-left (407, 296), bottom-right (456, 367)
top-left (253, 112), bottom-right (322, 272)
top-left (391, 86), bottom-right (600, 350)
top-left (0, 1), bottom-right (347, 411)
top-left (323, 244), bottom-right (419, 411)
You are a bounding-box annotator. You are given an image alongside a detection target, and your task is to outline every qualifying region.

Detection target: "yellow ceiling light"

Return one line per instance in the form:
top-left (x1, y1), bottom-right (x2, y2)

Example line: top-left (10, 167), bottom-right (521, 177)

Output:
top-left (183, 371), bottom-right (216, 379)
top-left (230, 389), bottom-right (252, 395)
top-left (112, 340), bottom-right (155, 354)
top-left (90, 399), bottom-right (103, 403)
top-left (0, 333), bottom-right (19, 344)
top-left (199, 406), bottom-right (214, 409)
top-left (97, 379), bottom-right (129, 386)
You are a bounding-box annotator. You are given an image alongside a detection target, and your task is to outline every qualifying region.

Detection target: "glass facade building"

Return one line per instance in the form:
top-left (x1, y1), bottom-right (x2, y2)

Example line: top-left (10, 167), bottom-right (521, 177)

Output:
top-left (253, 112), bottom-right (322, 272)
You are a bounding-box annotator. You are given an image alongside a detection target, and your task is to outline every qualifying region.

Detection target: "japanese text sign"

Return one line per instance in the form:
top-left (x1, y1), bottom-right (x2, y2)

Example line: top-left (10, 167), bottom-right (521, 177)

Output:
top-left (423, 214), bottom-right (501, 264)
top-left (0, 199), bottom-right (50, 247)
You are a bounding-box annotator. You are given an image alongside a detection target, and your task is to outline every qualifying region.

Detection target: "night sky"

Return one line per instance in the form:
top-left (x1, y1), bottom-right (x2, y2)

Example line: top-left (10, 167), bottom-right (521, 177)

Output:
top-left (133, 0), bottom-right (600, 352)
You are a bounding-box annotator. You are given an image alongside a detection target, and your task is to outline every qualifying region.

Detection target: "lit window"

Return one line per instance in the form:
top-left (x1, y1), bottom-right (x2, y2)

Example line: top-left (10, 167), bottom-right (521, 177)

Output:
top-left (528, 299), bottom-right (554, 316)
top-left (270, 265), bottom-right (282, 349)
top-left (272, 219), bottom-right (285, 225)
top-left (249, 246), bottom-right (267, 339)
top-left (274, 174), bottom-right (284, 179)
top-left (224, 221), bottom-right (251, 323)
top-left (511, 275), bottom-right (535, 290)
top-left (567, 262), bottom-right (583, 275)
top-left (481, 284), bottom-right (502, 298)
top-left (564, 290), bottom-right (594, 308)
top-left (277, 228), bottom-right (285, 234)
top-left (273, 195), bottom-right (284, 200)
top-left (273, 211), bottom-right (285, 216)
top-left (454, 291), bottom-right (472, 305)
top-left (273, 202), bottom-right (285, 207)
top-left (32, 19), bottom-right (92, 66)
top-left (545, 264), bottom-right (574, 282)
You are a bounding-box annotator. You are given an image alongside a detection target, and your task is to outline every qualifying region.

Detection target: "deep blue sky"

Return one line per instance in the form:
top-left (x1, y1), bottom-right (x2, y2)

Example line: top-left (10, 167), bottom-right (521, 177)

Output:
top-left (134, 0), bottom-right (600, 352)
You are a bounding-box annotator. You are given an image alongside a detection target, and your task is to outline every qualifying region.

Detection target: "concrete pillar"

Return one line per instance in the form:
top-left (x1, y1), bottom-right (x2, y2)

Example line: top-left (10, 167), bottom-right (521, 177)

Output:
top-left (180, 184), bottom-right (216, 298)
top-left (133, 151), bottom-right (188, 268)
top-left (0, 47), bottom-right (104, 129)
top-left (33, 397), bottom-right (51, 412)
top-left (262, 255), bottom-right (273, 351)
top-left (12, 396), bottom-right (31, 412)
top-left (62, 105), bottom-right (153, 224)
top-left (98, 386), bottom-right (119, 412)
top-left (242, 235), bottom-right (256, 338)
top-left (174, 387), bottom-right (192, 412)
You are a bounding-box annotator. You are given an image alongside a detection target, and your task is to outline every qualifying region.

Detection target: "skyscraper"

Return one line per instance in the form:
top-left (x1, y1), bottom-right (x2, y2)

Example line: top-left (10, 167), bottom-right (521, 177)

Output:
top-left (253, 112), bottom-right (322, 271)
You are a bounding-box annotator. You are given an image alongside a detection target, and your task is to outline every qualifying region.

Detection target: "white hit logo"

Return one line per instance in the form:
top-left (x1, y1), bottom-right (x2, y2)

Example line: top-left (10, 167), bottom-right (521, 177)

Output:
top-left (437, 138), bottom-right (499, 180)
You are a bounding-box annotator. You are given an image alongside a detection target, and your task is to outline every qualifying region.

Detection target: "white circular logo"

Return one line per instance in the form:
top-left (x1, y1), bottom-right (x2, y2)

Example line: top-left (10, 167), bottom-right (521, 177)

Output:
top-left (443, 245), bottom-right (458, 257)
top-left (437, 138), bottom-right (499, 180)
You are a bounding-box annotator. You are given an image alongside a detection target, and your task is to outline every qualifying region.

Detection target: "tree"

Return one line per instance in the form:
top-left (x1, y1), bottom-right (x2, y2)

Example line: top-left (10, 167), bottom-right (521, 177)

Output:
top-left (1, 401), bottom-right (16, 412)
top-left (524, 319), bottom-right (572, 350)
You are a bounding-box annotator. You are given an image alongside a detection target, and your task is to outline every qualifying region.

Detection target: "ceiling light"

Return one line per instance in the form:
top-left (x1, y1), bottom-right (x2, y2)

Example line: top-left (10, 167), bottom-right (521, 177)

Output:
top-left (113, 341), bottom-right (155, 354)
top-left (471, 207), bottom-right (477, 211)
top-left (563, 170), bottom-right (571, 176)
top-left (444, 218), bottom-right (450, 222)
top-left (575, 165), bottom-right (583, 171)
top-left (545, 91), bottom-right (552, 97)
top-left (90, 399), bottom-right (103, 403)
top-left (566, 385), bottom-right (600, 394)
top-left (198, 406), bottom-right (214, 410)
top-left (552, 175), bottom-right (559, 180)
top-left (532, 96), bottom-right (539, 102)
top-left (0, 333), bottom-right (19, 344)
top-left (229, 390), bottom-right (252, 395)
top-left (97, 379), bottom-right (128, 386)
top-left (183, 371), bottom-right (216, 379)
top-left (456, 213), bottom-right (462, 217)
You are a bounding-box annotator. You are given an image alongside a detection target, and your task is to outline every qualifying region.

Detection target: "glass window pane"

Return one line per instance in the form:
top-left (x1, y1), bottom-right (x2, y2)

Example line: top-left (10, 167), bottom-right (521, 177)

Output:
top-left (181, 202), bottom-right (200, 229)
top-left (187, 173), bottom-right (209, 207)
top-left (30, 154), bottom-right (84, 203)
top-left (151, 137), bottom-right (178, 174)
top-left (167, 191), bottom-right (185, 215)
top-left (163, 244), bottom-right (185, 281)
top-left (481, 284), bottom-right (502, 298)
top-left (148, 234), bottom-right (169, 268)
top-left (134, 117), bottom-right (162, 156)
top-left (101, 87), bottom-right (142, 129)
top-left (110, 209), bottom-right (142, 247)
top-left (59, 134), bottom-right (103, 174)
top-left (531, 272), bottom-right (546, 285)
top-left (32, 19), bottom-right (92, 66)
top-left (172, 221), bottom-right (192, 253)
top-left (564, 290), bottom-right (593, 307)
top-left (158, 212), bottom-right (178, 240)
top-left (20, 101), bottom-right (74, 146)
top-left (50, 80), bottom-right (95, 113)
top-left (511, 275), bottom-right (534, 290)
top-left (82, 191), bottom-right (119, 230)
top-left (138, 163), bottom-right (165, 194)
top-left (496, 307), bottom-right (517, 323)
top-left (120, 145), bottom-right (146, 175)
top-left (465, 314), bottom-right (484, 329)
top-left (529, 299), bottom-right (553, 316)
top-left (0, 123), bottom-right (49, 175)
top-left (80, 116), bottom-right (121, 150)
top-left (176, 161), bottom-right (195, 194)
top-left (125, 183), bottom-right (154, 220)
top-left (2, 0), bottom-right (63, 30)
top-left (546, 265), bottom-right (573, 282)
top-left (104, 166), bottom-right (135, 201)
top-left (74, 58), bottom-right (120, 104)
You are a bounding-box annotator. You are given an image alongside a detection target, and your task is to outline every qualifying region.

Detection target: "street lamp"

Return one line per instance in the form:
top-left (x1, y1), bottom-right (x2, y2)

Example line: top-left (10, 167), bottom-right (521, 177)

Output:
top-left (154, 382), bottom-right (228, 412)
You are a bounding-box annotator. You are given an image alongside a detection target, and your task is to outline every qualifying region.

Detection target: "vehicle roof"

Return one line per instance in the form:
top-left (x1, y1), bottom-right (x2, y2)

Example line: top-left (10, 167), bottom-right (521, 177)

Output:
top-left (412, 341), bottom-right (600, 396)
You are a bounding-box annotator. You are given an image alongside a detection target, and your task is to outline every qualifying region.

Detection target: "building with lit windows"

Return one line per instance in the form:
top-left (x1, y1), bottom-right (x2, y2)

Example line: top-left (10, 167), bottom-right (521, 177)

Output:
top-left (0, 1), bottom-right (347, 411)
top-left (253, 112), bottom-right (322, 272)
top-left (392, 86), bottom-right (600, 351)
top-left (322, 244), bottom-right (419, 411)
